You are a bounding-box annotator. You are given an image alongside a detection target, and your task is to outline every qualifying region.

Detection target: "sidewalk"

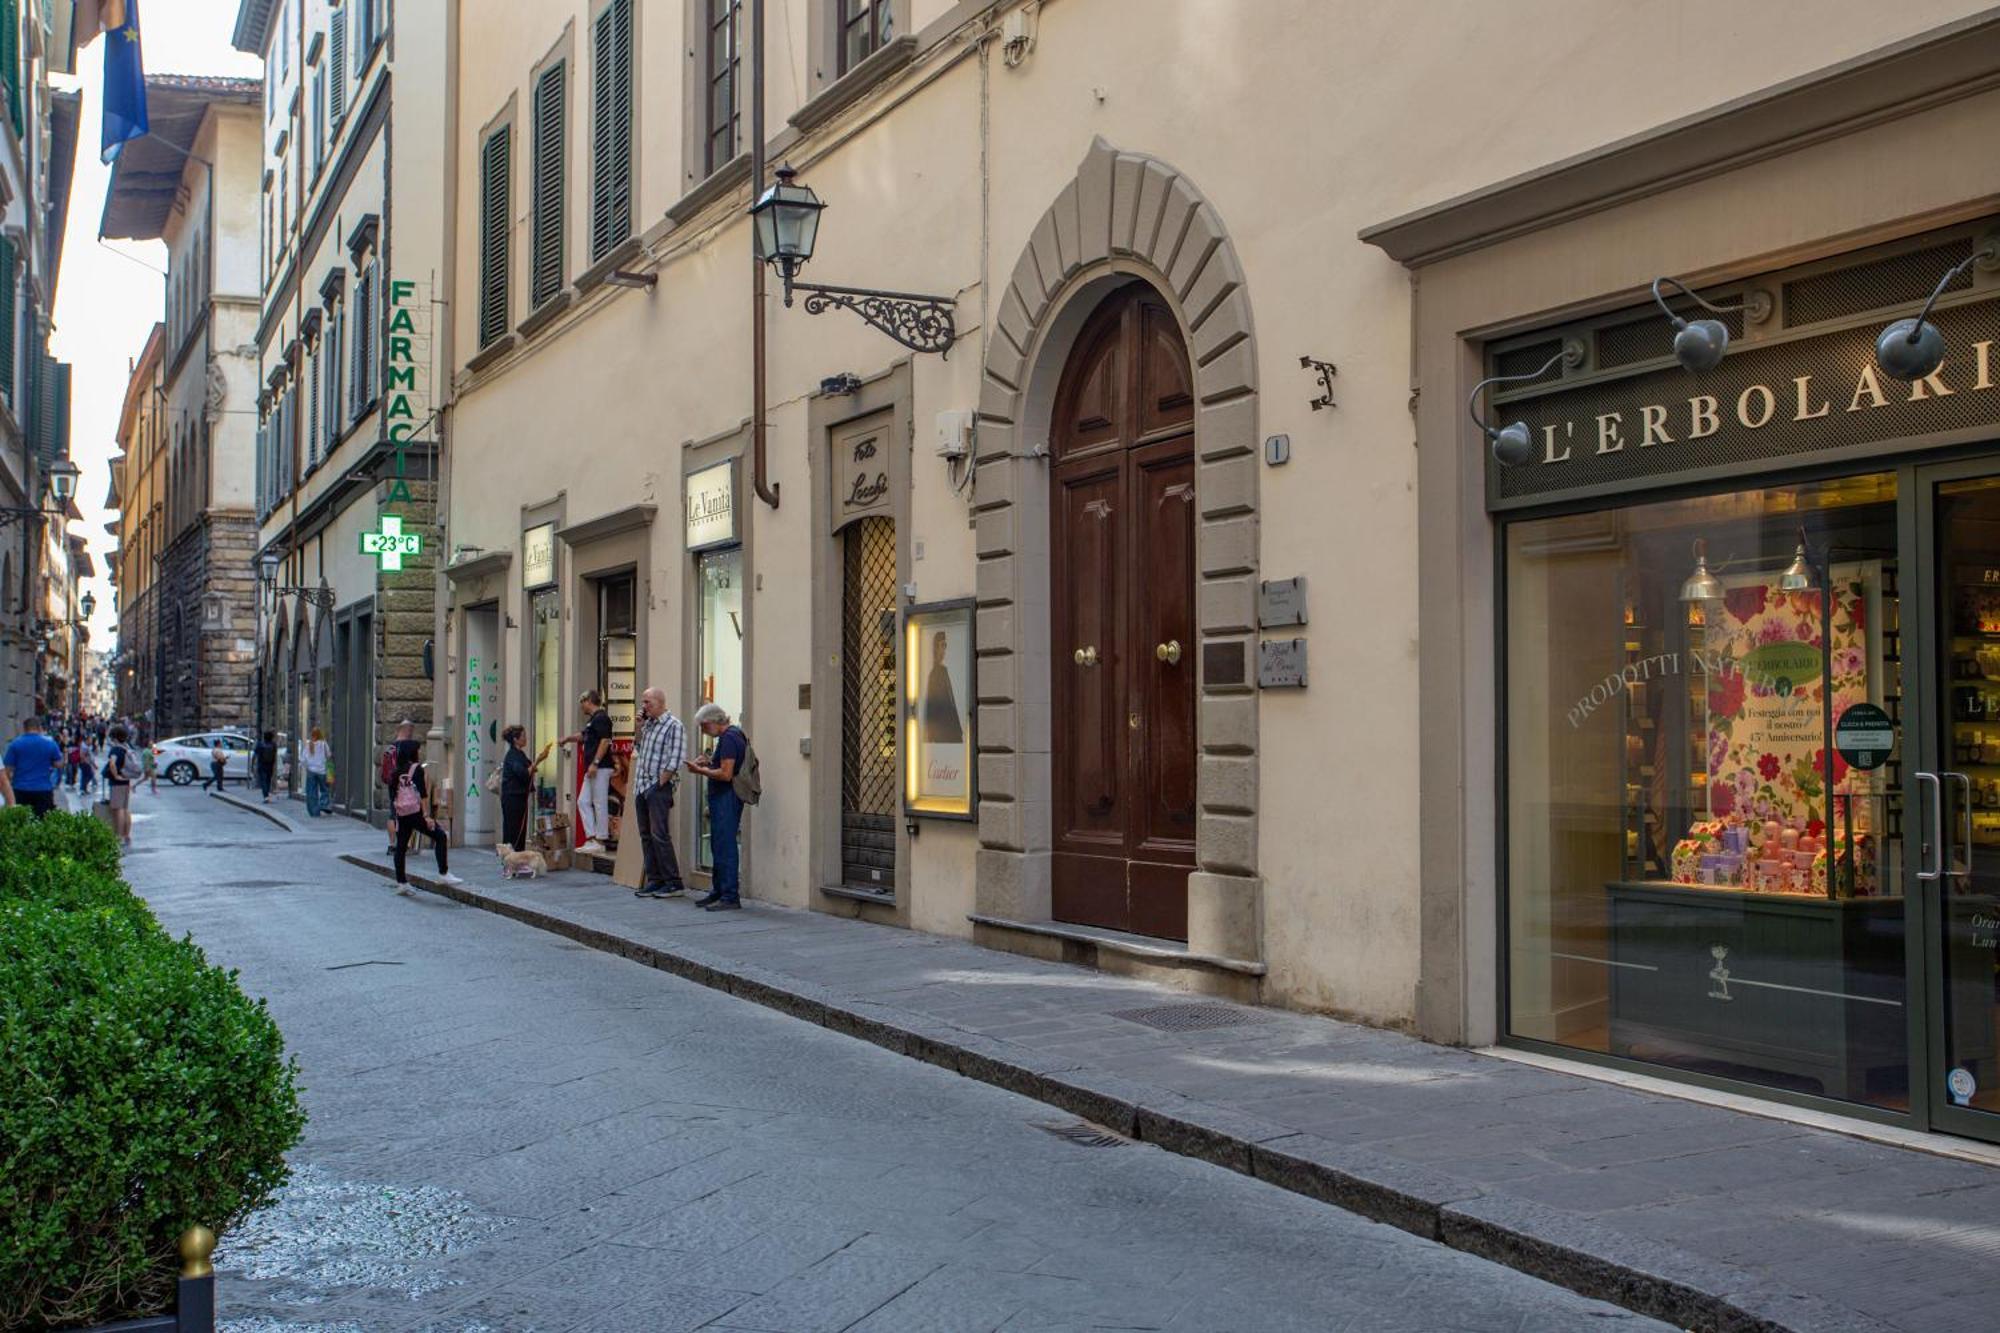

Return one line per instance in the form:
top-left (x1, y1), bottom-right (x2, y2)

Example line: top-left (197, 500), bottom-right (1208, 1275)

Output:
top-left (245, 806), bottom-right (1995, 1332)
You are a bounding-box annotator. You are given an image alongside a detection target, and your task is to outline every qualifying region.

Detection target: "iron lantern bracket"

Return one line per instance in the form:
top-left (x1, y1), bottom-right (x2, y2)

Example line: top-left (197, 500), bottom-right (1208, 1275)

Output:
top-left (780, 269), bottom-right (957, 357)
top-left (0, 506), bottom-right (57, 532)
top-left (274, 585), bottom-right (337, 612)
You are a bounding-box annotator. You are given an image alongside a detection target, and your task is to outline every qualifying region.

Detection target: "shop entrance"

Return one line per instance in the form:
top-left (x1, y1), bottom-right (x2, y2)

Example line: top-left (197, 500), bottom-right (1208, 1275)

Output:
top-left (1917, 461), bottom-right (2000, 1141)
top-left (1049, 283), bottom-right (1197, 941)
top-left (839, 514), bottom-right (898, 893)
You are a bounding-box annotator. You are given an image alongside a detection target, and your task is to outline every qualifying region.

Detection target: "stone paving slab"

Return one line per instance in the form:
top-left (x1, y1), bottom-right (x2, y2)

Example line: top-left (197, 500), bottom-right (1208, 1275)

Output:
top-left (236, 800), bottom-right (1997, 1332)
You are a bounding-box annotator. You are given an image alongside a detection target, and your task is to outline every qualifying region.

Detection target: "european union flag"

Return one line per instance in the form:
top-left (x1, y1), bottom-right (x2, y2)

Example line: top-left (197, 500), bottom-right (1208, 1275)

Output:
top-left (101, 0), bottom-right (147, 163)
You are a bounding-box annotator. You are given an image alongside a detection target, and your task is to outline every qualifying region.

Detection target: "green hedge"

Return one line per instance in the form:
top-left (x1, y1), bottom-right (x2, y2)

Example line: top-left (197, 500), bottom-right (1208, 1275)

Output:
top-left (0, 813), bottom-right (305, 1330)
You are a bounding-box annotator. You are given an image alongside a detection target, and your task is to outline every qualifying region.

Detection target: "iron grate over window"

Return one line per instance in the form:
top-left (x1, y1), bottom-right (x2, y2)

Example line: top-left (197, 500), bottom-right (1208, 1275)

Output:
top-left (1784, 238), bottom-right (1975, 329)
top-left (841, 516), bottom-right (899, 889)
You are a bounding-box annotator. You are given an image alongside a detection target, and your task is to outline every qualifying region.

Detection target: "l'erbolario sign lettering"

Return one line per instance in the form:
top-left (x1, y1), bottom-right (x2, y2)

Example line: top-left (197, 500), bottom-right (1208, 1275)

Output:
top-left (1489, 293), bottom-right (2000, 508)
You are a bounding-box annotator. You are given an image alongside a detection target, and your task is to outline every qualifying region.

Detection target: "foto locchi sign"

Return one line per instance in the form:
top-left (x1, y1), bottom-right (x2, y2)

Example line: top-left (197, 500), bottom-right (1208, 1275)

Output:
top-left (1490, 293), bottom-right (2000, 508)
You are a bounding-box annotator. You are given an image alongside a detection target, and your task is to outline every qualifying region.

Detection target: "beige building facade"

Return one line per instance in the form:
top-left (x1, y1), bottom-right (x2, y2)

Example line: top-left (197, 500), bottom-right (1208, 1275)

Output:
top-left (439, 0), bottom-right (2000, 1142)
top-left (105, 324), bottom-right (164, 722)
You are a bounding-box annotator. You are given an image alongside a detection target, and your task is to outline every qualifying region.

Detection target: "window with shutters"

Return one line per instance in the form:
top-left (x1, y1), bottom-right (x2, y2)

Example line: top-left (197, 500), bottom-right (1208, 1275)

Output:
top-left (530, 62), bottom-right (566, 310)
top-left (329, 7), bottom-right (347, 124)
top-left (590, 0), bottom-right (634, 262)
top-left (703, 0), bottom-right (741, 178)
top-left (0, 236), bottom-right (16, 411)
top-left (324, 305), bottom-right (342, 454)
top-left (0, 0), bottom-right (19, 135)
top-left (351, 265), bottom-right (375, 421)
top-left (307, 346), bottom-right (320, 471)
top-left (311, 60), bottom-right (326, 178)
top-left (478, 123), bottom-right (512, 348)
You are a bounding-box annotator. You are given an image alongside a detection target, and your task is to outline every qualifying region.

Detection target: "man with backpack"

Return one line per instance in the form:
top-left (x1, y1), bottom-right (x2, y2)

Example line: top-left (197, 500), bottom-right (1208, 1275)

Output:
top-left (102, 725), bottom-right (134, 847)
top-left (685, 704), bottom-right (758, 911)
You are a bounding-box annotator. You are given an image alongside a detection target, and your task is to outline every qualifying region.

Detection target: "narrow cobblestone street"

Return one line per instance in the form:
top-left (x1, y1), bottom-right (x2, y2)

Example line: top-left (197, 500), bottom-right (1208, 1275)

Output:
top-left (134, 791), bottom-right (1657, 1332)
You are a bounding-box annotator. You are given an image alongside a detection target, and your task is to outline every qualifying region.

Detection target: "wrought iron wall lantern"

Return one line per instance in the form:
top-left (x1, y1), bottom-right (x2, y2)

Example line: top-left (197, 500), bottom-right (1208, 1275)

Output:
top-left (750, 165), bottom-right (958, 357)
top-left (257, 553), bottom-right (336, 612)
top-left (0, 458), bottom-right (79, 531)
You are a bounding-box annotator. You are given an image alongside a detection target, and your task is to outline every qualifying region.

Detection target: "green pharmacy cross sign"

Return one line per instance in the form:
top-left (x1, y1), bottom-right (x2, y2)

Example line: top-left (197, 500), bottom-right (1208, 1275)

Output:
top-left (360, 514), bottom-right (423, 571)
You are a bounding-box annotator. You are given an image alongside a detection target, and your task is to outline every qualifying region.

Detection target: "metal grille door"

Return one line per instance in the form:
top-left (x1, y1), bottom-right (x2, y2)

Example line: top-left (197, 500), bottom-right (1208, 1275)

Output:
top-left (841, 516), bottom-right (898, 891)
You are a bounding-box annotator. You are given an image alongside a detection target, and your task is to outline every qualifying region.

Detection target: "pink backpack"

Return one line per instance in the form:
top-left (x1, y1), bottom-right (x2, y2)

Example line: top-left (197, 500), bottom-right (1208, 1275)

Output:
top-left (392, 766), bottom-right (424, 817)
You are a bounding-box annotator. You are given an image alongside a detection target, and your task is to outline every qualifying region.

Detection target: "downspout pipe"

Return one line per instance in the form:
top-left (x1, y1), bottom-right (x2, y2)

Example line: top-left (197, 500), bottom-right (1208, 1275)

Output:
top-left (750, 0), bottom-right (777, 509)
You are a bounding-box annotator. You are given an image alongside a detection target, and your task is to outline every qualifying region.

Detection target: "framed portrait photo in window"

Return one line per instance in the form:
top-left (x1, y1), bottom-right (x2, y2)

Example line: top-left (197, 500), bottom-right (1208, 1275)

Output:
top-left (904, 598), bottom-right (976, 819)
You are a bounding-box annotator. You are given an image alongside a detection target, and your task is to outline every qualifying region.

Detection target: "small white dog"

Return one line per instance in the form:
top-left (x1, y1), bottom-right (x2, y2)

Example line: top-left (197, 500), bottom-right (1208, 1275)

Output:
top-left (496, 844), bottom-right (549, 879)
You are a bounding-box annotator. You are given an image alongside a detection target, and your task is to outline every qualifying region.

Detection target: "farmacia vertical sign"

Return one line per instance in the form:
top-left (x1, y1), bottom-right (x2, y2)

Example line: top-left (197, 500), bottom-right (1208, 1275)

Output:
top-left (383, 278), bottom-right (431, 505)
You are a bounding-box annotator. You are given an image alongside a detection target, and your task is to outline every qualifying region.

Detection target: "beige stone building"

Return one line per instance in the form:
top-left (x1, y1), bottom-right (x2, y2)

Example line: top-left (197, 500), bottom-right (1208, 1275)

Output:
top-left (234, 0), bottom-right (448, 813)
top-left (100, 76), bottom-right (264, 736)
top-left (437, 0), bottom-right (2000, 1144)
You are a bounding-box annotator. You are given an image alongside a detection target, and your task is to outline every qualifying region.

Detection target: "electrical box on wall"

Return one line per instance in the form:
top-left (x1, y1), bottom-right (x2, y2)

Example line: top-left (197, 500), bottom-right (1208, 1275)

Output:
top-left (936, 410), bottom-right (974, 460)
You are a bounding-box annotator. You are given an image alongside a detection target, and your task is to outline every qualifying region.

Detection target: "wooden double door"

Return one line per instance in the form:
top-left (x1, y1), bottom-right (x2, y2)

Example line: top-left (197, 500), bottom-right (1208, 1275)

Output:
top-left (1050, 285), bottom-right (1197, 940)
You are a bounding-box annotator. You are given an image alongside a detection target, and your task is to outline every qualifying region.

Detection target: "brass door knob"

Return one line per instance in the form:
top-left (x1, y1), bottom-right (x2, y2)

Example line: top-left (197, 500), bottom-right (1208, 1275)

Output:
top-left (1154, 639), bottom-right (1182, 665)
top-left (1073, 646), bottom-right (1099, 667)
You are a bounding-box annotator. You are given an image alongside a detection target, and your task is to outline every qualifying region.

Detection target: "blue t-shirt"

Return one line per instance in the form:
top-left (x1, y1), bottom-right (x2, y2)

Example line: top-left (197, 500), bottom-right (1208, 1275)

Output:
top-left (708, 726), bottom-right (746, 798)
top-left (4, 733), bottom-right (63, 792)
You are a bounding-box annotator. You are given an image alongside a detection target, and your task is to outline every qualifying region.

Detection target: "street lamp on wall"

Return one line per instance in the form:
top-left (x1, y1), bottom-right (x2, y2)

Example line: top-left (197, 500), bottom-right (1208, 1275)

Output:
top-left (45, 459), bottom-right (79, 506)
top-left (750, 165), bottom-right (958, 357)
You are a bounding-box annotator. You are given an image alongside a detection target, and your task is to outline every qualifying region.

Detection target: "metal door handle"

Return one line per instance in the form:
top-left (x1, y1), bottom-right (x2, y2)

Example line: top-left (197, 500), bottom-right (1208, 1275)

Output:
top-left (1073, 646), bottom-right (1098, 667)
top-left (1154, 639), bottom-right (1182, 665)
top-left (1918, 771), bottom-right (1943, 882)
top-left (1946, 771), bottom-right (1974, 879)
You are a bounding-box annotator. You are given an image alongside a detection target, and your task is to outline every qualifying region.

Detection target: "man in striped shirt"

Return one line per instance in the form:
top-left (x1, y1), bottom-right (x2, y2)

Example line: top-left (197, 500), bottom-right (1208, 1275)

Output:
top-left (630, 687), bottom-right (689, 900)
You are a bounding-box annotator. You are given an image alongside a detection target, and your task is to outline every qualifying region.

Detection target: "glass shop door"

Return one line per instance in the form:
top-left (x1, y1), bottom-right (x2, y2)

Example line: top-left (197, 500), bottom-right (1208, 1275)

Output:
top-left (1917, 460), bottom-right (2000, 1142)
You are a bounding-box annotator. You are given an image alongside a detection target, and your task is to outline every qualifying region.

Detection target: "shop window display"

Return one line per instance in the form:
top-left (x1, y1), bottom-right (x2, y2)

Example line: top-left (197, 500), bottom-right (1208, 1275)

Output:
top-left (1506, 474), bottom-right (1909, 1109)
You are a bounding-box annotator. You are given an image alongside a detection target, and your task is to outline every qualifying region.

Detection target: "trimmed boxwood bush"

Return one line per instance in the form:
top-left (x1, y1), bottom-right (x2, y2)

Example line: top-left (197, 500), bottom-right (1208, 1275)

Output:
top-left (0, 813), bottom-right (305, 1330)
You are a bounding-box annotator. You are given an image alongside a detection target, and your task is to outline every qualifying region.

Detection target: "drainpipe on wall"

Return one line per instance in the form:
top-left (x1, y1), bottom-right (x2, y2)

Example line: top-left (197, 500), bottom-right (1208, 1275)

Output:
top-left (749, 0), bottom-right (777, 510)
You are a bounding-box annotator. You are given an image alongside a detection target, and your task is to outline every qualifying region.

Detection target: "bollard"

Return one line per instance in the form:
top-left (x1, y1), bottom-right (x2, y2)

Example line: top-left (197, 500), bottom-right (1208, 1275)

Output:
top-left (174, 1226), bottom-right (216, 1332)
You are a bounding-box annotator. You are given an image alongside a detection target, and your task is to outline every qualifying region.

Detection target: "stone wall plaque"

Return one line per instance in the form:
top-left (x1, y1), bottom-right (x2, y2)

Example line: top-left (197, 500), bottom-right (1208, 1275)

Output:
top-left (1258, 638), bottom-right (1307, 689)
top-left (1203, 640), bottom-right (1246, 688)
top-left (1258, 576), bottom-right (1307, 628)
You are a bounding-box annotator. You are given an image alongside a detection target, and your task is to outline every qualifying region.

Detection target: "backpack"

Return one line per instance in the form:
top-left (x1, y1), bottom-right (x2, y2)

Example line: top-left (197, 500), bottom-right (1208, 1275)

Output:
top-left (731, 739), bottom-right (761, 806)
top-left (393, 765), bottom-right (424, 817)
top-left (378, 745), bottom-right (398, 787)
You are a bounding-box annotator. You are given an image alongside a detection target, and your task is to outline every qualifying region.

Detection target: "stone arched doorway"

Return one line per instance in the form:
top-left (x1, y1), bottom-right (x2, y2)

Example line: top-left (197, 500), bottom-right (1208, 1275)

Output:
top-left (974, 138), bottom-right (1262, 968)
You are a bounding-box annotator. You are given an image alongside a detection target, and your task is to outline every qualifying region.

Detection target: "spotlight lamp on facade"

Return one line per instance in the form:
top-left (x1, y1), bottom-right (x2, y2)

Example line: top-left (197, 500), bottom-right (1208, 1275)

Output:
top-left (1873, 238), bottom-right (2000, 381)
top-left (1650, 276), bottom-right (1765, 373)
top-left (1468, 341), bottom-right (1583, 467)
top-left (750, 165), bottom-right (959, 357)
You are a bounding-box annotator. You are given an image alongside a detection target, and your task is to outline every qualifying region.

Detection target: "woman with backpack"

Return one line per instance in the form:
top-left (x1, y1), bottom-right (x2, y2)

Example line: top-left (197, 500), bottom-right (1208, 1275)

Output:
top-left (102, 725), bottom-right (134, 847)
top-left (390, 737), bottom-right (462, 894)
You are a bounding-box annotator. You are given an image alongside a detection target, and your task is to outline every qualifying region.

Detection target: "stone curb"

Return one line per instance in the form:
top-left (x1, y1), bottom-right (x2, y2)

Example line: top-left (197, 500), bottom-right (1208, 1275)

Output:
top-left (334, 853), bottom-right (1881, 1333)
top-left (212, 790), bottom-right (298, 832)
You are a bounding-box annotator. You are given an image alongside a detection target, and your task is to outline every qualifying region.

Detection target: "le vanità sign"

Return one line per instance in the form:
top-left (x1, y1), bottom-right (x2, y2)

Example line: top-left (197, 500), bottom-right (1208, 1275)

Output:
top-left (1488, 293), bottom-right (2000, 508)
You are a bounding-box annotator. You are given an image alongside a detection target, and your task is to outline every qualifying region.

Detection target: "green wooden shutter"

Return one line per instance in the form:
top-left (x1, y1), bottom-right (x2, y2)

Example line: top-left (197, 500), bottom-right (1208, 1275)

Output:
top-left (329, 8), bottom-right (347, 123)
top-left (530, 62), bottom-right (565, 309)
top-left (589, 0), bottom-right (632, 263)
top-left (477, 125), bottom-right (511, 348)
top-left (0, 236), bottom-right (17, 412)
top-left (1, 0), bottom-right (19, 137)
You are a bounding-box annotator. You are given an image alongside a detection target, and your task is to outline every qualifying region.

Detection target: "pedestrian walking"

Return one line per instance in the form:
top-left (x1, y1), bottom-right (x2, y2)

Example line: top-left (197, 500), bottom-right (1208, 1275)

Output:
top-left (381, 718), bottom-right (415, 853)
top-left (0, 716), bottom-right (64, 816)
top-left (302, 727), bottom-right (331, 816)
top-left (685, 703), bottom-right (756, 910)
top-left (253, 730), bottom-right (279, 802)
top-left (102, 724), bottom-right (134, 847)
top-left (629, 689), bottom-right (687, 900)
top-left (558, 690), bottom-right (615, 856)
top-left (204, 739), bottom-right (227, 791)
top-left (497, 724), bottom-right (535, 852)
top-left (140, 739), bottom-right (157, 794)
top-left (389, 737), bottom-right (461, 893)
